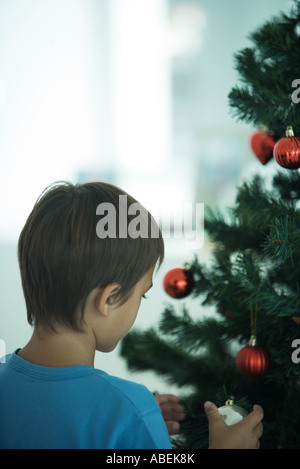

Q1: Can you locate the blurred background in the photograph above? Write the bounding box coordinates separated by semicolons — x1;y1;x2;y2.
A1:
0;0;290;391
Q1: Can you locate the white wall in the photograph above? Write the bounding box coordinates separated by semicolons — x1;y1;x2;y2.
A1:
0;0;112;242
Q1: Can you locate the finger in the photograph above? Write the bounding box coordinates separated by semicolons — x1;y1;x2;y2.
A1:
244;404;264;427
156;395;185;421
155;394;181;404
204;401;226;429
252;421;263;439
253;404;264;418
204;401;226;426
161;409;185;422
165;421;181;436
160;402;185;414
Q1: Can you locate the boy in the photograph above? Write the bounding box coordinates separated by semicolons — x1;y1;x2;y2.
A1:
0;181;263;449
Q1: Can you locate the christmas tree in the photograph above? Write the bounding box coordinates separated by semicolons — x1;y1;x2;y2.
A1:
120;2;300;449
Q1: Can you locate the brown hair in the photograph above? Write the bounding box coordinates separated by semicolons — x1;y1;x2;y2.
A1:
18;181;164;331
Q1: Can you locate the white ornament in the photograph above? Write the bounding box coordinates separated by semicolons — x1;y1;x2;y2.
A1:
218;399;248;426
294;23;300;38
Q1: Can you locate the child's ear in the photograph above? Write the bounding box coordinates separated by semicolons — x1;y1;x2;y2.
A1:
95;283;121;317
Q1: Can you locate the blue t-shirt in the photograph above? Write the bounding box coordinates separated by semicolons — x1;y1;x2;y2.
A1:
0;350;171;449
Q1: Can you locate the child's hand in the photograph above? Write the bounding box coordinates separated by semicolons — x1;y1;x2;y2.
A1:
155;394;185;436
204;401;264;449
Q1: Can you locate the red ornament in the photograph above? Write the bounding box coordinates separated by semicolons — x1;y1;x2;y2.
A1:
236;336;270;378
250;130;275;165
273;126;300;170
163;267;194;299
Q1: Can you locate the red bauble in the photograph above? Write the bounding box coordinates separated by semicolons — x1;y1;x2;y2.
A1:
163;267;194;299
250;130;275;165
236;339;270;378
273;126;300;170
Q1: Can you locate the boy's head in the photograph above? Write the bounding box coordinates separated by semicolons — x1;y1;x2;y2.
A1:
18;181;164;332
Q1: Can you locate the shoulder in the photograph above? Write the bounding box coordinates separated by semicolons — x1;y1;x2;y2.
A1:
89;370;171;449
90;369;158;416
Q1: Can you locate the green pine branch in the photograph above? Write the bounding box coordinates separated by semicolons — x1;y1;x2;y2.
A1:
228;2;300;134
